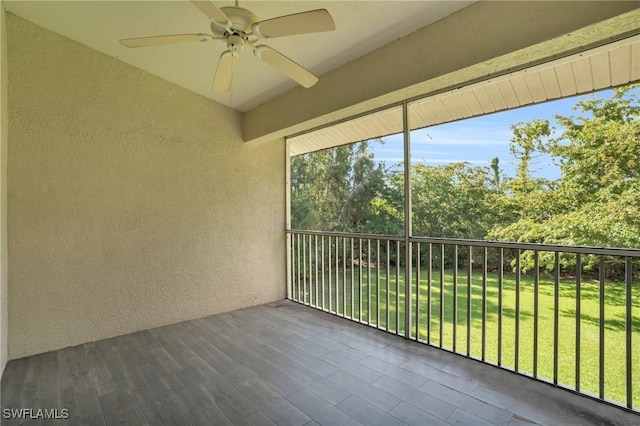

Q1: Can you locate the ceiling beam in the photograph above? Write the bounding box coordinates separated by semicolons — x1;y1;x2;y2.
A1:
242;1;640;144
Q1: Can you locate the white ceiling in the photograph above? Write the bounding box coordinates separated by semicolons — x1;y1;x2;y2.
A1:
4;1;474;112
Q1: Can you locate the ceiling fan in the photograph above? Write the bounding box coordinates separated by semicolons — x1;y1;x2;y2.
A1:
120;0;336;92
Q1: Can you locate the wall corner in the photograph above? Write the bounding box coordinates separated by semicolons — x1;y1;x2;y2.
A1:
0;0;10;378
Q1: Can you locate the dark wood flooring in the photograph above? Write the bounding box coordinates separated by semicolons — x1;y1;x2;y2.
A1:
1;300;639;425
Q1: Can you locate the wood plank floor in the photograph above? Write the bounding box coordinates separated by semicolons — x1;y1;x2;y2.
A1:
2;300;639;425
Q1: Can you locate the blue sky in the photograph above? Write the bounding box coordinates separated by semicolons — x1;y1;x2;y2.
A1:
371;92;606;181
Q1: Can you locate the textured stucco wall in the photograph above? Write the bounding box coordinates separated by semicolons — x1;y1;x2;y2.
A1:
0;5;8;375
6;13;285;359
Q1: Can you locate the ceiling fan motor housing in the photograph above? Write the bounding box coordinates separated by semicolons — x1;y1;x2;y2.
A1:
226;34;245;53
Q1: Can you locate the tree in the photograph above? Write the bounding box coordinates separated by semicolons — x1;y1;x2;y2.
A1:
366;163;404;235
411;162;495;239
489;157;503;191
337;141;387;232
290;140;390;233
489;86;640;275
290;146;350;230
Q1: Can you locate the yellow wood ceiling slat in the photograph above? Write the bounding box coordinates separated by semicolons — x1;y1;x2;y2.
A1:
571;56;594;93
539;68;561;99
523;71;548;103
610;45;631;86
485;84;508;111
590;50;612;90
631;43;640;81
460;90;484;117
554;62;578;97
472;86;496;114
508;75;534;106
496;80;520;108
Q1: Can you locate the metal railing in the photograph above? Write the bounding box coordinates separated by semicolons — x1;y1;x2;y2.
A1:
287;229;640;412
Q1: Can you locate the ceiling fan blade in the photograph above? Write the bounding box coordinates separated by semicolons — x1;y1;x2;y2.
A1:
213;50;238;92
254;45;318;88
252;9;335;39
190;0;231;27
120;33;210;48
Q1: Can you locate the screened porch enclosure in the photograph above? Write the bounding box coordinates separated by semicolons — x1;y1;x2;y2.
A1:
286;34;640;416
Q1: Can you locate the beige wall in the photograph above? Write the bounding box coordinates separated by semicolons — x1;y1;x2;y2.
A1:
0;4;8;374
6;13;285;359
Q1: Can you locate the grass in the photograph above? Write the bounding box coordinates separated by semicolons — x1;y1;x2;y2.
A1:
292;264;640;409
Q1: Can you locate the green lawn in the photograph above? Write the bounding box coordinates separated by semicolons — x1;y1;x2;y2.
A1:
293;265;640;408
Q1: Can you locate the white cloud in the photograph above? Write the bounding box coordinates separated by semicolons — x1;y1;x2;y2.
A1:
375;157;490;165
416;158;491;165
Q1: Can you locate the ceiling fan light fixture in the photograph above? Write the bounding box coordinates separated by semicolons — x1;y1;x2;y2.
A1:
226;34;245;53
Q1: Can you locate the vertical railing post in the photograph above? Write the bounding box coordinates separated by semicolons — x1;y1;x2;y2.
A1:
351;238;355;319
386;240;390;331
314;235;319;307
481;247;487;361
515;249;521;372
376;239;381;327
599;255;605;399
396;241;401;335
358;238;363;322
554;252;560;385
575;253;581;392
297;233;302;302
285;139;292;300
440;244;445;347
625;256;633;409
308;234;313;305
303;234;308;304
321;236;325;311
453;245;458;353
367;239;371;325
466;246;472;357
335;237;339;314
328;236;332;312
402;101;412;339
416;242;421;340
286;236;292;299
498;248;503;366
533;251;539;378
427;243;432;345
343;238;347;317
